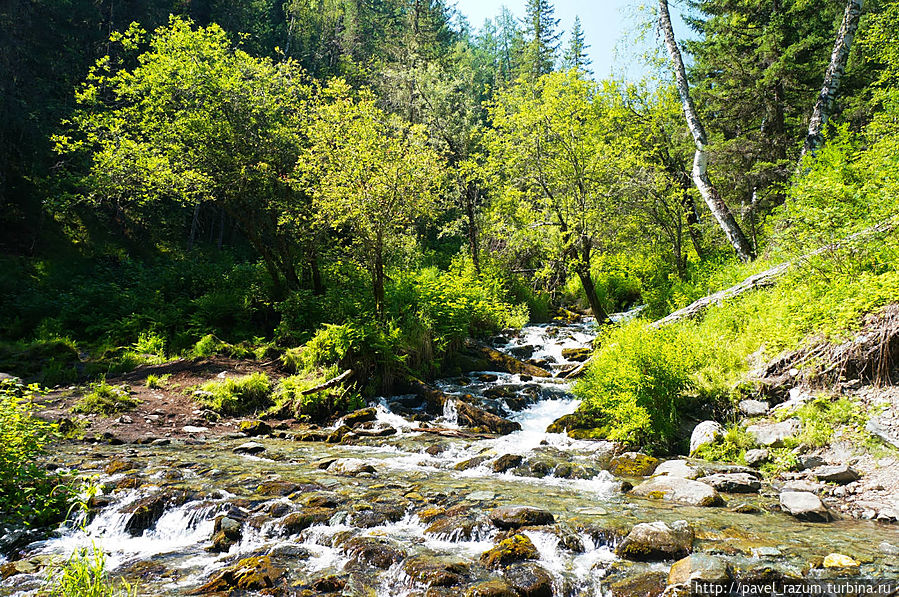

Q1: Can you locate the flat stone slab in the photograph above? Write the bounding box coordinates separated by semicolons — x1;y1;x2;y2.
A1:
746;419;801;448
697;473;761;493
813;465;860;484
780;491;831;522
630;476;724;507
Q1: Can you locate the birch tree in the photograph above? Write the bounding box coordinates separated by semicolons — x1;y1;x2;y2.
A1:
799;0;865;166
658;0;755;262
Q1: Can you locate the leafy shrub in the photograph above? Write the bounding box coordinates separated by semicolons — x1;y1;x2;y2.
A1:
43;546;135;597
1;379;72;528
195;372;273;415
72;379;140;415
776;395;867;449
145;374;170;389
573;322;697;451
694;425;755;463
272;372;365;422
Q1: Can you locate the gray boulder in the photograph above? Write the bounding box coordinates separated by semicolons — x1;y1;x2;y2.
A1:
233;441;265;455
780;491;831;522
630;476;724;507
744;449;770;467
654;459;699;480
616;520;694;561
738;399;770;417
813;465;860;484
697;473;761;493
746;419;801;448
489;506;555;529
668;554;731;584
690;421;724;454
327;458;377;476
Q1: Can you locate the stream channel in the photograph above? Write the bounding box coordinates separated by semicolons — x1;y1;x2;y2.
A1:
2;316;898;596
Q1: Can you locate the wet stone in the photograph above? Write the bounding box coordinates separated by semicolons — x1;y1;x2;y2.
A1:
327;458;376;476
480;534;540;569
616;520;694;561
779;491;831;522
609;452;661;477
425;514;486;541
238;420;272;437
697;473;761;493
455;456;490;471
630;476;724;507
668;554;731;584
343;536;407;569
255;480;303;496
342;407;378;428
502;563;553;597
489;505;555;529
193;555;284;593
279;507;335;534
403;556;470;588
120;489;191;536
233;441;266;455
465;579;518;597
492;454;523;473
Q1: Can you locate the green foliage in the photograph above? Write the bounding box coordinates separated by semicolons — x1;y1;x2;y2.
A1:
776;395;868;449
694;425;755;463
144;374;170;389
272;372;365;422
43;546;135;597
0;380;72;528
573;321;697;451
72;379;140;415
196;373;273;416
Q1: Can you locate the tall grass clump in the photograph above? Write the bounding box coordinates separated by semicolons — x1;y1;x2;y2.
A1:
43;546;135;597
195;372;273;415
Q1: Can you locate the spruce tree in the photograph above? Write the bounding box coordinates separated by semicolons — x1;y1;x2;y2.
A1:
522;0;560;77
563;16;591;75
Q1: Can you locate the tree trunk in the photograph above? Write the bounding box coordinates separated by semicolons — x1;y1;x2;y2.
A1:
658;0;755;263
373;243;386;319
465;182;481;273
310;249;324;296
188;203;200;251
576;267;610;324
798;0;864;166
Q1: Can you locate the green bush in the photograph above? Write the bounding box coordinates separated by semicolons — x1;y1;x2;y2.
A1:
573;322;697;451
196;372;273;415
72;379;140;415
272;372;365;422
1;379;73;528
694;425;755;463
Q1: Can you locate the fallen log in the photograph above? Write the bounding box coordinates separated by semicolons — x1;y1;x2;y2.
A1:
302;369;353;395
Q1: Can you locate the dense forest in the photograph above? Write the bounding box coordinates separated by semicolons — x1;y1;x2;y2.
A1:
2;0;899;594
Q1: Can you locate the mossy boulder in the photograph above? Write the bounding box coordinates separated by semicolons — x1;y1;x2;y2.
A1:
502;563;553;597
489;506;555;530
480;534;540;569
279;507;335;534
192;555;284;593
465;579;518;597
402;555;469;587
341;407;378;427
609;452;660;477
608;571;667;597
616;521;694;561
238;420;272;437
343;535;407;569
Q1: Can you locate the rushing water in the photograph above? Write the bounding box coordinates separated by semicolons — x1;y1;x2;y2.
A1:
3;315;898;596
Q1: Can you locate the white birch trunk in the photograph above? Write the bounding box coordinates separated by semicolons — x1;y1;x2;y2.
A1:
658;0;755;262
799;0;864;166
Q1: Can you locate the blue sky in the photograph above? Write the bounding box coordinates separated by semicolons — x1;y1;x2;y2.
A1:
451;0;690;80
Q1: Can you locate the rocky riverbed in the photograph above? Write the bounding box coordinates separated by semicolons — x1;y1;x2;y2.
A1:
2;317;899;597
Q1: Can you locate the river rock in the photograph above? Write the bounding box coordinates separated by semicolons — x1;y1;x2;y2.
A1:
630;476;724;507
327;458;376;476
813;465;860;484
797;455;826;470
746;419;801;448
690;421;724;454
668;554;731;584
608;571;667;597
823;553;860;569
744;449;770;467
738;399;770;417
403;556;469;587
310;575;346;593
489;505;555;529
654;459;699;479
280;507;335;533
609;452;660;477
193;555;284;593
120;490;190;536
492;454;523;473
616;520;694;561
342;407;378;427
561;347;591;362
779;491;831;522
238;420;271;437
480;534;540;569
697;473;761;493
344;535;407;569
465;579;518;597
502;563;553;597
208;515;243;552
455;401;522;434
233;441;265;455
425;515;485;540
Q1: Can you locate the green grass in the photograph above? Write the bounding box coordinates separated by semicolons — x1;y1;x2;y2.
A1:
270;370;365;422
43;547;135;597
195;372;273;416
694;425;755;463
144;373;170;389
72;379;140;415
